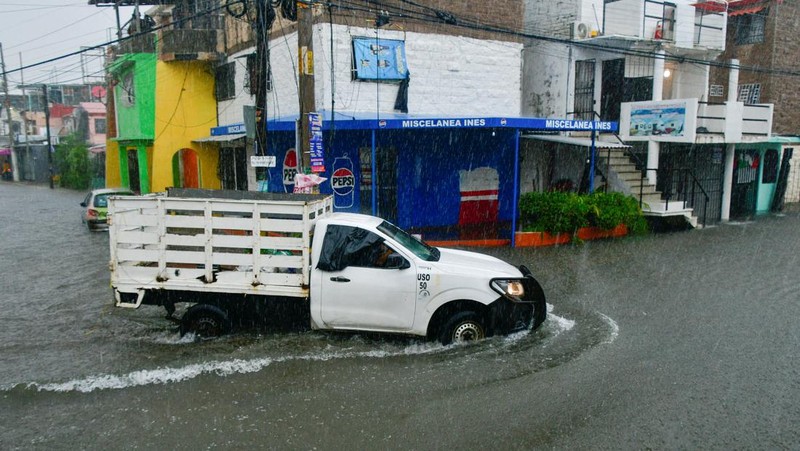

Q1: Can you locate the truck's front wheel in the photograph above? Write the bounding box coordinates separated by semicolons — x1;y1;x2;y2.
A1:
439;311;486;345
180;304;231;339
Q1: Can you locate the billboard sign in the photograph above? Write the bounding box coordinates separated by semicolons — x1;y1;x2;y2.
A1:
620;99;698;143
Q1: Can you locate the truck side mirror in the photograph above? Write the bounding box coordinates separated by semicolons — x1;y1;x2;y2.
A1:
386;253;410;270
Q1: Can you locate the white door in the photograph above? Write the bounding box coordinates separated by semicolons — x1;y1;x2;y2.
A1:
319;231;416;331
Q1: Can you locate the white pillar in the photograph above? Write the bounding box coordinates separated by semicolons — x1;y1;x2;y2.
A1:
10;148;19;182
721;143;735;222
720;59;740;221
653;50;665;101
727;59;740;103
647;50;665;185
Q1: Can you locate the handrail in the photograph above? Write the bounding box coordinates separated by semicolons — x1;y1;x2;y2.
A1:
584;112;711;225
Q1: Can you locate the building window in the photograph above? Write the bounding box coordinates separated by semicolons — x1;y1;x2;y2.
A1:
737;83;761;104
574;59;596;121
120;73;135;106
709;84;724;97
245;53;272;95
215;62;236;101
734;10;767;45
95;118;107;134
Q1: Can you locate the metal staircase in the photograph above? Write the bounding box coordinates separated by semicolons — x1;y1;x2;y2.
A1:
596;146;707;229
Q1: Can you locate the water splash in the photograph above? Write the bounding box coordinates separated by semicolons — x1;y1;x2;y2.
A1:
4;304;585;394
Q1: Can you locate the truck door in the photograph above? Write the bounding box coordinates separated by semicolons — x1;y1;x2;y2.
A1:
318;225;416;331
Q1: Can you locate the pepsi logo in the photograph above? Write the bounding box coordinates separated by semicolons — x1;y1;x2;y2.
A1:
331;167;355;195
283;149;298;186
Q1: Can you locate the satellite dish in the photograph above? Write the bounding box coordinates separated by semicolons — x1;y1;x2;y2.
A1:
91;86;107;100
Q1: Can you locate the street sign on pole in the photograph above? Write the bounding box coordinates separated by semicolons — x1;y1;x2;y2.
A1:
250;155;276;168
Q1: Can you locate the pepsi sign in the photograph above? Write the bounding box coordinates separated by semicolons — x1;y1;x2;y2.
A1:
331;167;355;196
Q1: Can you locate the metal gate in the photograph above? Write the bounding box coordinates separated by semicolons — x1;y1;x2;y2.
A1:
574;60;595;121
658;144;725;225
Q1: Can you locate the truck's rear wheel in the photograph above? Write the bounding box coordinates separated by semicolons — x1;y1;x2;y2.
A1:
439;311;485;345
180;304;231;339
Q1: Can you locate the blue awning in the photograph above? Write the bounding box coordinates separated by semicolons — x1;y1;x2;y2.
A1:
212;111;618;135
270;111;617;132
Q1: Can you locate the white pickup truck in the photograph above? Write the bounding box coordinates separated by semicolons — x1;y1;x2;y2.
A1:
108;188;546;344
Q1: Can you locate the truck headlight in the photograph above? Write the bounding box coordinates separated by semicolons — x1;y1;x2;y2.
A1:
491;279;525;301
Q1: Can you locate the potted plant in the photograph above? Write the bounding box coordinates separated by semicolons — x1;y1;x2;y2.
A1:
516;191;647;247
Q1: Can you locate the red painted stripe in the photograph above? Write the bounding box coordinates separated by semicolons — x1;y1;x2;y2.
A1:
459;189;499;196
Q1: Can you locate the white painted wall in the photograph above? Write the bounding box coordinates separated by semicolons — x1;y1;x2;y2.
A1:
217;48;254;127
669;61;710;100
604;0;643;38
522;42;572;118
219;24;523;126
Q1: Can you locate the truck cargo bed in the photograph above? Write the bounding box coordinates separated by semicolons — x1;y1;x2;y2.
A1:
109;189;333;307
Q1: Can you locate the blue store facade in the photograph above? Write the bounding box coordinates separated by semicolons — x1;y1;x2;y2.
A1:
211;113;616;245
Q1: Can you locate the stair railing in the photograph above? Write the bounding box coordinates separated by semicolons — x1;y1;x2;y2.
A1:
580;113;711;225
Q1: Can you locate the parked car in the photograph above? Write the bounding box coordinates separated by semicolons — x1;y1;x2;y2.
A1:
81;188;134;230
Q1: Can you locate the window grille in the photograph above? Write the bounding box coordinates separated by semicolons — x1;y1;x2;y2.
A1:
737;83;761;104
734;10;767;45
709;84;724;97
574;59;596;121
245;53;272;95
215;62;236;101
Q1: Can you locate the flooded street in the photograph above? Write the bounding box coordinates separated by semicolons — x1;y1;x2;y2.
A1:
1;182;798;449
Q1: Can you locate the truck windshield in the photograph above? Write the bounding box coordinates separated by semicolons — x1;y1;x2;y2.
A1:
377;221;440;262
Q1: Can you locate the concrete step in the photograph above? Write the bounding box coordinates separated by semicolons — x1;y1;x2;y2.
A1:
634;192;664;204
600;155;636;165
605;162;639;172
643;200;690;213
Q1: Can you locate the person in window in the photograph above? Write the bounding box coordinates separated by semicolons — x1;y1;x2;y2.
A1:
372;242;395;268
349;240;394;268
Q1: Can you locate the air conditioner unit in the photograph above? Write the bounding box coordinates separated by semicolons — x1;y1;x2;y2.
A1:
571;22;592;40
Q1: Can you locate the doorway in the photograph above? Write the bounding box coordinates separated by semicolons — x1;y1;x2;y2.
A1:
219;146;247;190
730;149;759;219
127;148;140;193
172;148;201;188
359;146;398;222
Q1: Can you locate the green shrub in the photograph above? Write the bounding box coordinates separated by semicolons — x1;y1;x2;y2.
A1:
53;133;92;190
519;191;648;237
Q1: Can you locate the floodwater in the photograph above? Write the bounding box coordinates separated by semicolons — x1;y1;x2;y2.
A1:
1;182;798;449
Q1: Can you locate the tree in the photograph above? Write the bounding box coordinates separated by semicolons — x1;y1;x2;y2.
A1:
53;133;91;190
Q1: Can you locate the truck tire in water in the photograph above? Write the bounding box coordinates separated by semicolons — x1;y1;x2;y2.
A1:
439;311;486;345
532;295;547;330
180;304;231;339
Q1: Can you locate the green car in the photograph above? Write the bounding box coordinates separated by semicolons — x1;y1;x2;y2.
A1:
81;188;134;230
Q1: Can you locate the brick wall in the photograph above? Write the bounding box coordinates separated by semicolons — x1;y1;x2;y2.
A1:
524;0;581;39
711;1;800;135
225;0;526;53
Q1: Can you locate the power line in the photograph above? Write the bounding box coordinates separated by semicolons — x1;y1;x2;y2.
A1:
4;0;799;84
0;0;231;78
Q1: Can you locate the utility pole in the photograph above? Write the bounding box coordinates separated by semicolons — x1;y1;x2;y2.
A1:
297;0;316;172
42;84;54;189
20;53;31;181
1;42;20;182
254;0;273;165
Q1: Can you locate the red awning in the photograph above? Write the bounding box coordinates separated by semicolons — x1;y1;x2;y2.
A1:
692;1;728;13
0;148;11;156
729;4;768;16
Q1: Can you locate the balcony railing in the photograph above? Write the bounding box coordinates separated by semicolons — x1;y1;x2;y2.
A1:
116;33;156;54
158;28;221;59
696;101;772;140
602;0;724;50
